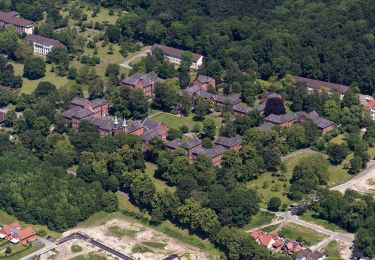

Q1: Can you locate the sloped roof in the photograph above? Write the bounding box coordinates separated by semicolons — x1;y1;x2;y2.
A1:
61;107;81;119
257;122;274;132
142;118;161;131
1;222;21;235
25;34;65;48
192;145;226;158
196;75;214;84
120;72;162;87
152;44;203;62
265;113;297;124
292;76;349;94
126;121;143;133
71;97;89;107
180;138;202;149
296;111;334;129
14;226;35;240
141;128;162;141
296;249;325;260
233;103;252;114
215;136;242;147
0;11;33;27
72;108;93;119
91;98;108;108
167;138;183;149
212;93;242;105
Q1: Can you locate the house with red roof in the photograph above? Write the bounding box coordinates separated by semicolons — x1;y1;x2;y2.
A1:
250;230;279;249
364;100;375;121
10;226;36;245
0;222;21;240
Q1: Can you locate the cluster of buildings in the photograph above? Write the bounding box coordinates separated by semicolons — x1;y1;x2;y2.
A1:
167;135;242;166
0;11;65;56
250;230;326;259
120;72;164;97
0;222;36;245
62;97;168;147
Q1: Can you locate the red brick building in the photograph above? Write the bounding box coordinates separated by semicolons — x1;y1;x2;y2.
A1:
121;72;163;97
214;136;242;151
191;145;226;166
264;113;297;127
192;75;216;91
167;138;202;161
296;111;334;134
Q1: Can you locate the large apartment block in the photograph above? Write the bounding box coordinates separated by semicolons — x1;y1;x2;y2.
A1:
25;34;65;56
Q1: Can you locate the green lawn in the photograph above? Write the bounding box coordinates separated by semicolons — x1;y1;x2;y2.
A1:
279;223;328;246
329;134;346;145
322;240;343;260
0;241;44;260
0;210;61;239
72;252;108;260
145;163;175;192
239;211;275;231
300;211;348;233
149;112;222;132
327;164;353;187
10;62;71;94
261;224;280;233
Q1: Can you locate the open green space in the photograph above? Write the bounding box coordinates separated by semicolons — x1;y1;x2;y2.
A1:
141;241;166;249
239;211;275;231
149;112;222;132
0;210;61;239
300;211;348;233
327;164;353;187
322;240;343;260
279;223;328;246
0;241;44;260
10;62;72;94
145;163;175;192
261;224;280;233
107;225;138;238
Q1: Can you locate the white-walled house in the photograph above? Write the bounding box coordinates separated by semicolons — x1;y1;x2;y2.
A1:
151;44;203;70
25;34;66;56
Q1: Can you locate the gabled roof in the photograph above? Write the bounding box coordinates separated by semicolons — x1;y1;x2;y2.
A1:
257;122;275;132
365;100;375;109
91;98;108;108
192;145;226;158
196;90;213;99
141;128;162;141
142;118;161;131
292;76;349;94
196;75;214;84
1;222;21;235
233;103;252;114
212;93;242;105
260;92;281;101
183;86;201;97
72;108;93;119
180;138;202;149
296;111;334;129
0;11;33;27
87;117;123;131
71;97;89;107
25;34;65;48
14;226;35;240
61;107;81;119
265;113;297;124
258;234;274;247
120;72;162;87
167;138;183;149
215;136;242;147
126;121;143;133
152;44;203;63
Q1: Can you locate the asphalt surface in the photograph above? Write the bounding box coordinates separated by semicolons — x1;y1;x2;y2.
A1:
57;232;133;260
120;46;151;69
19;237;56;260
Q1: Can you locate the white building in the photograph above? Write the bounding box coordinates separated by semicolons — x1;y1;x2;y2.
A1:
0;11;34;34
25;34;65;56
151;44;203;70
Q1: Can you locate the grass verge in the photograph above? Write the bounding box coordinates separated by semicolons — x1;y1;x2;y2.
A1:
279;223;328;246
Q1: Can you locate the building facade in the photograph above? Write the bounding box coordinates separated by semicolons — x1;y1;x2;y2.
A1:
25;34;65;56
121;72;163;97
0;11;34;34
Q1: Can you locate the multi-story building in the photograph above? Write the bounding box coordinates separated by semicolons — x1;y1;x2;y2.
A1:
0;11;34;34
192;75;216;91
167;138;202;161
214;136;242;151
121;72;163;97
25;34;65;56
152;44;203;70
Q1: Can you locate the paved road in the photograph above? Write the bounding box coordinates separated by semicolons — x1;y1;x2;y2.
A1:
120;46;151;69
19;237;56;260
331;160;375;194
57;232;133;260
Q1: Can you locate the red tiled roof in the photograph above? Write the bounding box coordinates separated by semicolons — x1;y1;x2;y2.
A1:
259;234;274;247
14;226;35;240
365;100;375;109
250;230;262;239
272;240;283;248
292;76;349;94
1;222;21;235
269;231;280;239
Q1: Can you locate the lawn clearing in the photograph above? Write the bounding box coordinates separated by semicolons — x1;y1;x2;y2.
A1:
141;241;166;249
279;223;328;246
107;225;138;238
71;252;108;260
322;240;343;260
239;211;275;231
10;62;71;94
149;112;222;133
300;211;348;233
327;164;353;187
131;244;153;254
145;163;175;192
261;224;280;233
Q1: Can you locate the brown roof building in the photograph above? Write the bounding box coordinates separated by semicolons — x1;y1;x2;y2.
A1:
0;11;34;34
152;44;203;70
292;76;349;96
121;72;163;97
25;34;65;56
192;75;216;91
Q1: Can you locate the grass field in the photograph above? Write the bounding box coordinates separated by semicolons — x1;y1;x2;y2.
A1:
72;252;108;260
261;224;280;233
0;210;61;239
239;211;275;231
149;112;222;132
145;163;175;192
300;211;348;233
322;240;343;260
0;241;44;260
279;223;328;246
